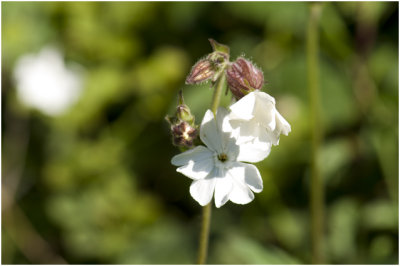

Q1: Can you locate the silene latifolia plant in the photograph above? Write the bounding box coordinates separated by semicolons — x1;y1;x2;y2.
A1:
166;39;291;263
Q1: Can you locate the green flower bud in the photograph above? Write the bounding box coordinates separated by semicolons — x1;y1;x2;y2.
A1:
176;104;194;125
209;38;230;55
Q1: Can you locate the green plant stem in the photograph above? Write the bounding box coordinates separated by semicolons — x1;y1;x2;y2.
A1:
197;203;212;264
210;75;226;115
197;75;226;265
307;3;324;264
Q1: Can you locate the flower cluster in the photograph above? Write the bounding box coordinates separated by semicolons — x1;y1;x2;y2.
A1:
168;40;291;208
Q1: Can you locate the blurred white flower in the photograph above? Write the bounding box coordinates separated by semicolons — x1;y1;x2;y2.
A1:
227;90;291;146
13;47;83;116
171;107;264;208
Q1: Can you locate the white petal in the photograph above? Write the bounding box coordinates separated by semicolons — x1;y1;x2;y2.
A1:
226;114;247;146
256;124;272;143
235;119;260;144
254;90;276;105
228;162;263;193
216;107;238;153
222;113;242;147
275;110;291;136
171;146;214;180
222;108;235;133
258;107;276;131
216;107;230;132
226;164;255;205
189;174;217;206
229;91;256;121
265;111;291;146
229;181;254;205
254;91;276;130
241;163;263;193
200;109;222;152
236;139;271;163
214;172;233;208
171;146;210;166
266;130;280;146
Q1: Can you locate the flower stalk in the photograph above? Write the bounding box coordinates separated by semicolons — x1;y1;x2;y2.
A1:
197;74;226;264
210;74;226;115
307;2;324;264
197;202;212;264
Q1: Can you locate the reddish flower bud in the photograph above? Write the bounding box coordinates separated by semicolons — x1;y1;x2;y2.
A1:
185;59;215;85
186;39;230;85
172;121;198;147
226;57;264;100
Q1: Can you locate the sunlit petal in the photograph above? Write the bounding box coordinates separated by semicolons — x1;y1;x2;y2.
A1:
171;146;214;180
200;109;222;152
189;174;217;206
229;91;256;120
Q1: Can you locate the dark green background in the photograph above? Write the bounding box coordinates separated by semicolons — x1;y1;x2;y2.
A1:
2;2;398;264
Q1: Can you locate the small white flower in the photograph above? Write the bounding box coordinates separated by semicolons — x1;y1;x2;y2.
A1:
171;107;264;208
227;90;291;146
13;46;83;116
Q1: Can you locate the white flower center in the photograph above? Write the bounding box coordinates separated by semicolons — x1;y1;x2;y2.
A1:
213;152;233;170
217;153;228;162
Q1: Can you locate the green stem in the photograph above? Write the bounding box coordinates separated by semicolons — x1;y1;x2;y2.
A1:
197;203;212;264
197;74;226;265
210;75;226;115
307;3;324;264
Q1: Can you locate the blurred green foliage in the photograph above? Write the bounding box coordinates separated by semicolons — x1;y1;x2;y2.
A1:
2;2;398;264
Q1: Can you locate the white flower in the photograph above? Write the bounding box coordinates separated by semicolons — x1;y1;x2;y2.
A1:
171;107;264;208
227;90;291;146
13;46;83;116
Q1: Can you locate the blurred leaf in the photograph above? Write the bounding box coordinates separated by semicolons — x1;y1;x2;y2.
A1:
2;2;56;64
361;199;398;230
358;2;390;25
318;138;352;184
369;235;394;263
319;57;357;131
115;218;195;264
1;229;17;264
226;2;308;37
368;43;398;93
213;232;301;264
328;198;359;263
320;4;353;60
269;210;307;250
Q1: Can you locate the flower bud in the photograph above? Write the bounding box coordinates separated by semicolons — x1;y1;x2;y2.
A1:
185;59;215;84
226;57;264;100
209;39;230;55
176;104;194;125
185;39;230;85
172;121;198;147
166;91;199;147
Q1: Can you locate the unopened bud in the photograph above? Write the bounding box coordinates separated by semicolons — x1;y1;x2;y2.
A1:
226;57;264;100
186;59;215;84
172;121;198;147
186;39;230;85
166;91;198;147
176;104;194;125
209;39;230;55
